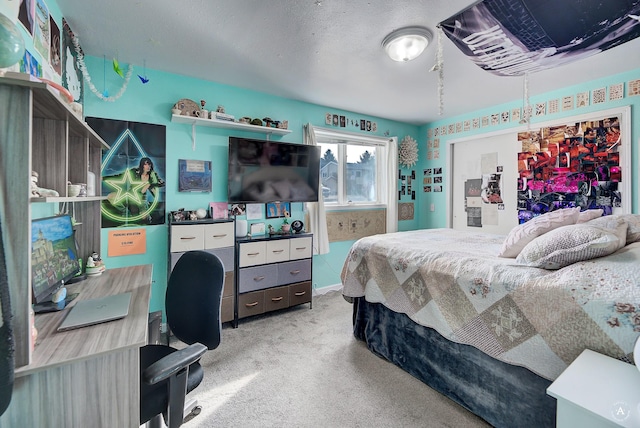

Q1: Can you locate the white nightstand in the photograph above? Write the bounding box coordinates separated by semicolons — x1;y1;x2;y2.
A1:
547;349;640;427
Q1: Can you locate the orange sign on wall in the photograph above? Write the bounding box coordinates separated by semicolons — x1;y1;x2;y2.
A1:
107;229;147;257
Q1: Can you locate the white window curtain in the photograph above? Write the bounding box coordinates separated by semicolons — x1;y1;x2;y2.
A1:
386;136;398;233
304;123;330;255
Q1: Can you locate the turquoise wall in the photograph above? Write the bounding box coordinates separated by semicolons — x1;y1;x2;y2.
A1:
18;0;639;317
81;57;419;314
418;68;640;229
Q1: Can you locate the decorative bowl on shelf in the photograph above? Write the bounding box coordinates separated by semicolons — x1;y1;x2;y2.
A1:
67;184;81;197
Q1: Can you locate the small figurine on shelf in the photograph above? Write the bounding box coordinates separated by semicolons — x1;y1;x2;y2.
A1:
216;105;225;113
268;224;275;235
30;170;59;197
199;99;208;119
86;252;106;276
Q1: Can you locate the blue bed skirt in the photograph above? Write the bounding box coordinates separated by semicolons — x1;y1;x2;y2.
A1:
351;297;556;428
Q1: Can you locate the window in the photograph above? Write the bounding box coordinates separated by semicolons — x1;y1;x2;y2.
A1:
315;129;389;207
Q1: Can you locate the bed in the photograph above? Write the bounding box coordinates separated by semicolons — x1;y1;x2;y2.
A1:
341;212;640;428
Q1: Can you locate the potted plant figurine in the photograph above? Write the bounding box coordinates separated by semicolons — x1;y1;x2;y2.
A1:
281;218;291;233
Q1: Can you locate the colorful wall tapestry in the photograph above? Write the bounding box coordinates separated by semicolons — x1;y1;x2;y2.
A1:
86;118;167;227
440;0;640;76
516;115;622;223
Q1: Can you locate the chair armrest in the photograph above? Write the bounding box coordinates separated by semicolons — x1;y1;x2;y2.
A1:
143;343;207;385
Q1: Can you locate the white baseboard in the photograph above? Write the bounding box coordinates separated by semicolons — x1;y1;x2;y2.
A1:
313;283;343;296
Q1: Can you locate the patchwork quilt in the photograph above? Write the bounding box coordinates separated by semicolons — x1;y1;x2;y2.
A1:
341;228;640;379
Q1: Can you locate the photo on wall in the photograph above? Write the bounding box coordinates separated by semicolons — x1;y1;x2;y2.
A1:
266;202;291;218
87;117;167;228
178;159;212;192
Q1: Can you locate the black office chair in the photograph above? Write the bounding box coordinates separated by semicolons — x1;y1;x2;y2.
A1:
0;219;14;417
140;250;225;428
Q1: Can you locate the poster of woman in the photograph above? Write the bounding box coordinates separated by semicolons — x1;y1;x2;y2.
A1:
86;117;167;227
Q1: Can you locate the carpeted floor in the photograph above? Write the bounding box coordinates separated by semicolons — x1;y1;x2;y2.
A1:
180;291;491;428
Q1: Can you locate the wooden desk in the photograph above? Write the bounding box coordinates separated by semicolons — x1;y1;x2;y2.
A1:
0;265;152;428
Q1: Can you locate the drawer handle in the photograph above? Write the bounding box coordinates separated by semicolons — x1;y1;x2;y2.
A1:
245;302;259;308
294;291;306;296
272;249;284;253
213;234;227;238
295;247;307;250
271;296;284;302
253;276;265;282
290;270;301;275
180;236;197;240
247;252;260;256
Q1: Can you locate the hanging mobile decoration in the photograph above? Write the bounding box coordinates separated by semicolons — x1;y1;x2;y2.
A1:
399;135;419;168
102;55;108;97
138;59;150;84
519;72;531;129
71;33;133;102
436;26;444;116
112;58;125;78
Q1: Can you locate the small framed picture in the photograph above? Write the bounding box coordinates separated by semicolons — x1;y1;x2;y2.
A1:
340;115;346;127
266;202;290;218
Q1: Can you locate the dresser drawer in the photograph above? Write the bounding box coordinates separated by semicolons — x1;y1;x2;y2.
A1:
171;248;234;274
277;259;312;286
239;241;267;267
238;264;277;293
170;225;204;252
221;296;234;323
223;271;234;298
266;239;290;263
204;222;234;249
238;290;265;318
289;281;312;306
264;286;289;312
289;237;313;260
205;247;235;273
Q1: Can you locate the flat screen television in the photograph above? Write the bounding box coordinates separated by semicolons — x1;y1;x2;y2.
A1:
227;137;321;203
31;214;81;304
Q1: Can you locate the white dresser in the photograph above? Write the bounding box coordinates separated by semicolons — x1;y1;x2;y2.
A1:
169;219;236;323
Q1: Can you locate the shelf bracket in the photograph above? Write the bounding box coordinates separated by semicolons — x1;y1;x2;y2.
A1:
191;122;197;150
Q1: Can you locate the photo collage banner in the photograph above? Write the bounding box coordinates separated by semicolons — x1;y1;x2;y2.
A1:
516;114;622;223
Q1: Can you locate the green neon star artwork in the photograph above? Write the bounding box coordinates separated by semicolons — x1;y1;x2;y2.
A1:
104;168;147;205
102;168;159;223
92;122;166;227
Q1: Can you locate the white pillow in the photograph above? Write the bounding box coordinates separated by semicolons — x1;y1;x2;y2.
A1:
576;209;603;223
516;221;628;270
498;207;580;258
588;214;640;244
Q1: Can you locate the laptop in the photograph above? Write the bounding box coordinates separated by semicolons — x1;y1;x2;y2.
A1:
57;292;132;332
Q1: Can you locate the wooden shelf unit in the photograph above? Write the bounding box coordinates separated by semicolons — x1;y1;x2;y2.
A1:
0;76;109;368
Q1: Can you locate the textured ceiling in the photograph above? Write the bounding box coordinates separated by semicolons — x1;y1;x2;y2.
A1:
55;0;640;125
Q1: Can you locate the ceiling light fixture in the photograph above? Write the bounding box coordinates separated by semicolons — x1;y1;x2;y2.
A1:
382;26;432;62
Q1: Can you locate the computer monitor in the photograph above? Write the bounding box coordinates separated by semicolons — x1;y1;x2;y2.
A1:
31;214;81;304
